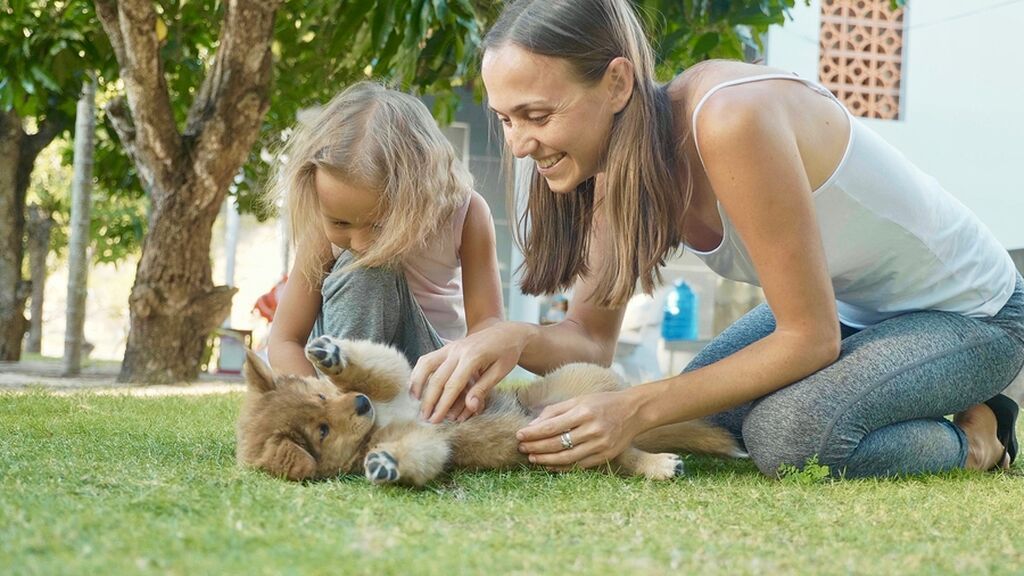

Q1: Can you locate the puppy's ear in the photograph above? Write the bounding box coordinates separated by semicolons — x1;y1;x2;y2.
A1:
243;350;276;394
259;433;317;481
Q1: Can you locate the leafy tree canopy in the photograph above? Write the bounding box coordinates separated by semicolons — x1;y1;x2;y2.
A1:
6;0;803;257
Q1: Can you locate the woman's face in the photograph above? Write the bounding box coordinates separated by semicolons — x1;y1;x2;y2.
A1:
482;44;623;193
314;168;380;254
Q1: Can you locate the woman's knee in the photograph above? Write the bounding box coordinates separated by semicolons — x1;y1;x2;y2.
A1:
741;399;849;477
743;419;819;477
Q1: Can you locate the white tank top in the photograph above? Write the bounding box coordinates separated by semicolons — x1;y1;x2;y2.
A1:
688;73;1016;328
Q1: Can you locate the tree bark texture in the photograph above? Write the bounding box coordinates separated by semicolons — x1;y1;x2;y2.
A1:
0;110;64;361
64;79;97;376
95;0;280;383
26;204;54;354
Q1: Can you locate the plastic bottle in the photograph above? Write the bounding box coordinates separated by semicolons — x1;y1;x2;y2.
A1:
662;279;698;341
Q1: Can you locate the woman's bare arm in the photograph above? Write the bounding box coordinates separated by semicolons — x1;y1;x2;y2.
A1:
518;82;843;468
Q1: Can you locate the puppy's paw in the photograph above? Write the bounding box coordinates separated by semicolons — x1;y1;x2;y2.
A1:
643;453;685;481
364;450;400;484
305;336;348;375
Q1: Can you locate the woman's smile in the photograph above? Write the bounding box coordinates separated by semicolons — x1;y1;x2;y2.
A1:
536;152;567;171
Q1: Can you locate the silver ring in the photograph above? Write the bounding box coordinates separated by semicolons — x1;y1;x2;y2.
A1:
560;430;574;450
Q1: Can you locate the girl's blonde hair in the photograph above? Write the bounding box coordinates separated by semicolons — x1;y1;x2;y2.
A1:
484;0;690;308
268;81;473;287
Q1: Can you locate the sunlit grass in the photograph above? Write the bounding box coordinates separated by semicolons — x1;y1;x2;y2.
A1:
2;392;1021;575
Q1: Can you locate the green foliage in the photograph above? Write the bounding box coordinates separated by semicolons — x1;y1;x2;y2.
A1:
80;101;149;264
3;0;144;266
152;0;223;128
5;0;501;226
0;0;115;120
635;0;807;80
29;135;148;266
778;455;833;484
89;192;147;264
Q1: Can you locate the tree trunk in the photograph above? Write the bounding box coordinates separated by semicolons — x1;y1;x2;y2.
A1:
64;79;97;376
119;191;236;383
0;111;29;361
26;204;55;354
0;110;64;361
95;0;280;383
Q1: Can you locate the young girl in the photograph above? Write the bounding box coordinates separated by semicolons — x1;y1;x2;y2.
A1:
267;82;504;380
411;0;1024;478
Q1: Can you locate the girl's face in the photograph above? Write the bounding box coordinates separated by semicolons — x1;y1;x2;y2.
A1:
482;44;625;193
314;168;380;254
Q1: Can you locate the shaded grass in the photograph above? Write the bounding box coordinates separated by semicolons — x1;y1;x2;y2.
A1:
2;392;1022;575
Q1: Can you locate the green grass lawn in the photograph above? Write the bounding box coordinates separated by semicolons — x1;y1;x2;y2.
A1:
2;392;1022;575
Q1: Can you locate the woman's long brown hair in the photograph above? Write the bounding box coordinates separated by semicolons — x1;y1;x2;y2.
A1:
484;0;692;308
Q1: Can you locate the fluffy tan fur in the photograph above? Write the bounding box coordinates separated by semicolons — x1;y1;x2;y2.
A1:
236;336;741;486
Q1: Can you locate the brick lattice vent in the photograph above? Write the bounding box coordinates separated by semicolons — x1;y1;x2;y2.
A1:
819;0;905;120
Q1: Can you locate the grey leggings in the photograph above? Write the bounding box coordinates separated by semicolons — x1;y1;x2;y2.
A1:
689;273;1024;478
310;251;443;367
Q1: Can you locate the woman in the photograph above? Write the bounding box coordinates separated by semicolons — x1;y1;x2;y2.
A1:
411;0;1023;478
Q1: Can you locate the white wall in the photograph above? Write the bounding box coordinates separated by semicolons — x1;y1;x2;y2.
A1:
766;0;1024;250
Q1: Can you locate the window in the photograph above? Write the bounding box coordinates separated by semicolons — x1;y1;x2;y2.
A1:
440;122;470;166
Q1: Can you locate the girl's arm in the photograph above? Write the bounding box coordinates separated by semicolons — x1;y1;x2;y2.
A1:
460;192;505;335
518;85;842;469
267;240;333;377
413;192;505;420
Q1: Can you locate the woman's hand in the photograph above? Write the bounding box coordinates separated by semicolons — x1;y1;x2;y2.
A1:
410;321;533;423
516;389;644;470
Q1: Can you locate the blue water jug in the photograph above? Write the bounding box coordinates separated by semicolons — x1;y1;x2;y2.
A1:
662;279;698;341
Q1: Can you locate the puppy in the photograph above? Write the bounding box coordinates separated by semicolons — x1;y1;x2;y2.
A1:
236;336;740;486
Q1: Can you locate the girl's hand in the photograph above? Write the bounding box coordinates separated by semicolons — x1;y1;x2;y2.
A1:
515;390;643;470
410;322;531;423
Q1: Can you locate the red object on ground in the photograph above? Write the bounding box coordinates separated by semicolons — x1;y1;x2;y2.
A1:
254;276;287;322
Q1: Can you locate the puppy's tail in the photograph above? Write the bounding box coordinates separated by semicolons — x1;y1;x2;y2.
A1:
634;420;745;458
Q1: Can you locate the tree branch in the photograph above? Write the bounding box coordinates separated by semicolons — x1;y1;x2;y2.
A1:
92;0;127;64
93;0;183;197
24;113;67;161
186;0;281;203
103;95;155;189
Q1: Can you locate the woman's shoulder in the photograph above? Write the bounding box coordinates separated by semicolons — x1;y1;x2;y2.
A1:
668;61;802;154
667;60;791;125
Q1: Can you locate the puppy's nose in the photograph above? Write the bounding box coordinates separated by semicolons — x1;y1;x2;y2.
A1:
354;394;371;416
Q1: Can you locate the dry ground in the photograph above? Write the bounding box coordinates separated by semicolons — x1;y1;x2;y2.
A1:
0;359;244;396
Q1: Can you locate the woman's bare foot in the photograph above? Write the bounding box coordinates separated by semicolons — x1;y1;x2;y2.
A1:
954;404;1010;471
